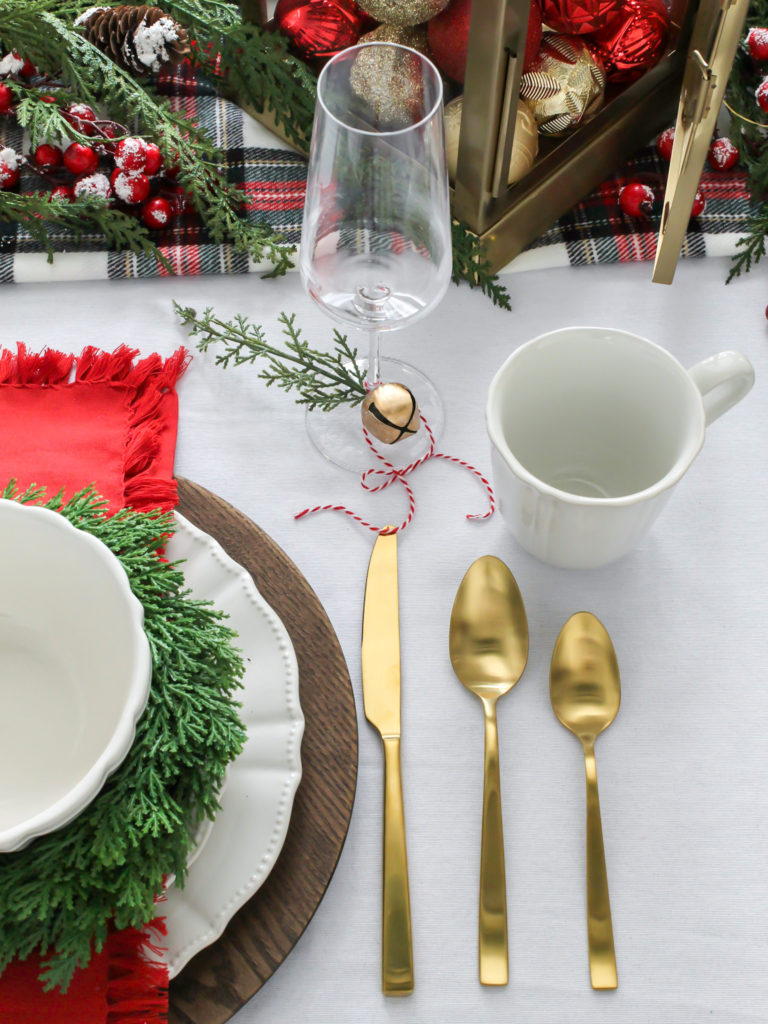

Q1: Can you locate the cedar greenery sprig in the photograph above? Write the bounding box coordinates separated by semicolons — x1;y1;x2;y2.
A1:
725;0;768;281
175;301;368;410
451;220;512;310
0;190;175;269
0;482;247;992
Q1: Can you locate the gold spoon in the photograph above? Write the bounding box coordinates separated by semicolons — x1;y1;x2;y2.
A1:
449;556;529;986
550;612;620;990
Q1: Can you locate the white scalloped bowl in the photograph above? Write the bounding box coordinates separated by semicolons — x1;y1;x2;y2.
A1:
0;499;152;852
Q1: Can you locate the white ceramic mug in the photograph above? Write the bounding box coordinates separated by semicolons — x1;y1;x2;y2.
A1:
486;327;755;569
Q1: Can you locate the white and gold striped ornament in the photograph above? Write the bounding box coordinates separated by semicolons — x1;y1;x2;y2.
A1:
521;33;605;136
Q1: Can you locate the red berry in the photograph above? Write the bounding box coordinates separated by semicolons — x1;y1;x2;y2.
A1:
114;137;148;173
63;142;98;176
110;169;150;204
19;57;36;77
39;95;57;104
690;189;706;218
0;148;20;189
618;181;655;218
756;77;768;112
63;103;97;136
141;196;174;229
144;142;162;176
656;126;675;162
747;27;768;62
0;83;13;114
707;137;740;171
73;172;111;199
49;184;73;201
33;143;62;169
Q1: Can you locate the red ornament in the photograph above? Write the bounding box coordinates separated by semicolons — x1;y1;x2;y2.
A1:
141;196;174;229
756;76;768;113
690;189;705;218
0;148;20;189
656;126;675;161
539;0;621;34
144;142;163;175
33;144;62;169
0;83;13;114
63;103;97;136
19;56;36;77
49;185;73;201
746;27;768;62
708;136;739;171
586;0;669;82
428;0;542;83
114;137;149;173
274;0;365;60
618;180;654;217
110;169;151;204
63;142;98;176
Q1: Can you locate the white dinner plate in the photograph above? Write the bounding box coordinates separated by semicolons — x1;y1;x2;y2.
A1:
163;512;304;976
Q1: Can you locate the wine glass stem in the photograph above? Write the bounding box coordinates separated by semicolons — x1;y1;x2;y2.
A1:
366;331;382;390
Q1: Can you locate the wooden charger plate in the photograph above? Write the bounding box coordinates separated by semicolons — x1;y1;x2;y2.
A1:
169;480;358;1024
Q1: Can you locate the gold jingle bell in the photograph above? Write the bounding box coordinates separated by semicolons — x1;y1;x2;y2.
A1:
361;383;420;444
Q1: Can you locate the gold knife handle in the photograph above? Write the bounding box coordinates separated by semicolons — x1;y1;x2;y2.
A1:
381;735;414;996
479;697;508;985
583;741;617;990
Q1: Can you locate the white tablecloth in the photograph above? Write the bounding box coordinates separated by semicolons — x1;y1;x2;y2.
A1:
3;257;766;1023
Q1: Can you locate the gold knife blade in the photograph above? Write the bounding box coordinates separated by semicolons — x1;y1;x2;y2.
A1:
361;530;414;996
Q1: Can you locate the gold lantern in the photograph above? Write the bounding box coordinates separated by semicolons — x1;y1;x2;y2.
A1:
238;0;749;283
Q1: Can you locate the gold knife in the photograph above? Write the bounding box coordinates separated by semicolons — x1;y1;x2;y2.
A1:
361;529;414;996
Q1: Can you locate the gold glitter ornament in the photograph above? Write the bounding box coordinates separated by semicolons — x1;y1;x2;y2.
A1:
361;0;449;27
520;33;605;136
444;96;538;183
359;23;430;54
361;383;420;444
350;44;425;129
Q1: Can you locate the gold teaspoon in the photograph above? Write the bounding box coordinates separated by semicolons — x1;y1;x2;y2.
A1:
550;612;620;990
449;556;529;986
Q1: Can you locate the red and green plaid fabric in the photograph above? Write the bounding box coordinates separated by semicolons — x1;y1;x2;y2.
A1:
0;63;752;282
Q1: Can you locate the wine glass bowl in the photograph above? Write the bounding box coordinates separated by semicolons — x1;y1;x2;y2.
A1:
300;42;451;471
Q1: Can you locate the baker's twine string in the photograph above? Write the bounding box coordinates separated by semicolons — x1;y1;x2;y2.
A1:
295;415;495;535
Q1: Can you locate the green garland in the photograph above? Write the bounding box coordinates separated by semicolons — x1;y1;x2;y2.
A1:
0;482;247;992
725;0;768;280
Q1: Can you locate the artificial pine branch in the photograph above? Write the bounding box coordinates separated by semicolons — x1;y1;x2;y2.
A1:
0;483;247;991
451;220;512;310
724;0;768;281
175;301;368;410
0;190;175;269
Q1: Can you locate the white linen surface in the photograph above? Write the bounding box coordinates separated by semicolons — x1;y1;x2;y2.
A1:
2;257;766;1024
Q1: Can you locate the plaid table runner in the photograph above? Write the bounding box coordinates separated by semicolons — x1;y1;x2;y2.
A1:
0;64;752;283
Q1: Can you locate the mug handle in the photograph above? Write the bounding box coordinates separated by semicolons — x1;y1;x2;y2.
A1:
688;351;755;427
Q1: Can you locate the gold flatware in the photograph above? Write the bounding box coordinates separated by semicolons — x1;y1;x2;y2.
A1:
449;556;529;986
550;612;620;990
361;529;414;996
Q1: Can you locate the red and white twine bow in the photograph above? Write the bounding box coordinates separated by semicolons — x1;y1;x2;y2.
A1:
295;416;495;534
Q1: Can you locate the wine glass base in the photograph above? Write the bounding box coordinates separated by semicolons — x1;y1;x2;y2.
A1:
305;357;444;474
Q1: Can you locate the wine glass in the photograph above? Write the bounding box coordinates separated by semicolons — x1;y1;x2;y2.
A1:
300;41;452;472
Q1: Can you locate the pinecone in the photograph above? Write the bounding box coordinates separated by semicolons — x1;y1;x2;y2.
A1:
75;5;191;76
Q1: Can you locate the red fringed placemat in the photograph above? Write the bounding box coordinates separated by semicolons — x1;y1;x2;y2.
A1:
0;343;189;1023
